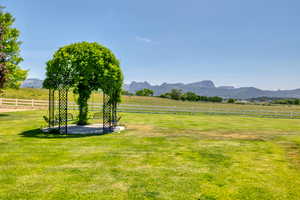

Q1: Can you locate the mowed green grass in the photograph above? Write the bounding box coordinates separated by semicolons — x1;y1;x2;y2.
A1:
1;110;300;200
3;88;300;112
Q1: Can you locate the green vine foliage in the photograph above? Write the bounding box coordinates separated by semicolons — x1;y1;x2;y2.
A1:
43;42;123;125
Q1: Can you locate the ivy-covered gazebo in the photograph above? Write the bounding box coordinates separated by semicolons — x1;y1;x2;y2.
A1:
43;42;123;134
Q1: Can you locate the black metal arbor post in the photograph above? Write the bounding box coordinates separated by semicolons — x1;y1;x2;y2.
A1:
47;87;118;134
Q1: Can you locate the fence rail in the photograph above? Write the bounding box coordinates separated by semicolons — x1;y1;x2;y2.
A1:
1;98;300;119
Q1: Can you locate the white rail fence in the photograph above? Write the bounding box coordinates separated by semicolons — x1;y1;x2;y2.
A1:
1;98;300;119
0;98;48;108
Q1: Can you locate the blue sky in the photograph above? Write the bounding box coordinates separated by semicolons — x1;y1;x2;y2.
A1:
3;0;300;90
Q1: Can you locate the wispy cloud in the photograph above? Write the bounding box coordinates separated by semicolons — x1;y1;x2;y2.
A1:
135;36;153;43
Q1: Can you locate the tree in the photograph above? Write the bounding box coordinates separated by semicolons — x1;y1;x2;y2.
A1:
0;6;27;93
121;89;133;96
198;96;208;101
159;93;171;99
44;42;123;125
184;91;199;101
135;88;154;96
227;98;236;103
208;96;223;102
169;89;183;100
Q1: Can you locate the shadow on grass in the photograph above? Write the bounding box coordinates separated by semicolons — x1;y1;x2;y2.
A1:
20;128;110;139
0;113;10;117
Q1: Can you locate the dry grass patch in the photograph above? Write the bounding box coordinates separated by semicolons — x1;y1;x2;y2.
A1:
279;141;300;168
125;124;159;137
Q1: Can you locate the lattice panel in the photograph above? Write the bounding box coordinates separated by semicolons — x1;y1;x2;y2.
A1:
103;93;112;133
58;86;68;134
112;102;117;127
48;89;55;128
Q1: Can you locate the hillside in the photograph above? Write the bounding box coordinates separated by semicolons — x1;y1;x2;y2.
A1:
20;79;300;99
21;78;43;88
124;81;300;99
2;88;300;112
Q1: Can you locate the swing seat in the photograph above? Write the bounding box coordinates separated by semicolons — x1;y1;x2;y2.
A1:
54;113;74;122
112;116;122;125
43;113;74;126
43;115;59;126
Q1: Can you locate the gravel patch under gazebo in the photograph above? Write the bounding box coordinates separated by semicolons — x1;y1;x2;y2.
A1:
42;124;125;135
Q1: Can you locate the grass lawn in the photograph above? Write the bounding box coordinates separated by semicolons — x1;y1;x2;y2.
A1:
1;110;300;199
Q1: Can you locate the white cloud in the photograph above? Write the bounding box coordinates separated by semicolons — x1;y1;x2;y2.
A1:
135;36;153;43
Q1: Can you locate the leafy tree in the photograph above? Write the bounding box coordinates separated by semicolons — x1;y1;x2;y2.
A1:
184;91;199;101
44;42;123;125
208;96;223;102
274;98;300;105
135;88;154;96
121;89;133;96
198;96;208;101
0;6;27;93
169;89;183;100
180;93;187;101
159;93;171;99
227;98;236;103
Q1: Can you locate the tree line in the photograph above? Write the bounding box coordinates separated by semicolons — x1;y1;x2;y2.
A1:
159;89;223;102
273;99;300;105
123;88;224;103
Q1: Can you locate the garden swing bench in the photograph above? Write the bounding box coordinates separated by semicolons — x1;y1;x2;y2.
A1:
43;86;120;134
42;42;124;135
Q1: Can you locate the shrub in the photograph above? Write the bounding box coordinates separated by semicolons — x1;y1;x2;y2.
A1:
121;90;133;96
135;88;154;96
227;98;236;103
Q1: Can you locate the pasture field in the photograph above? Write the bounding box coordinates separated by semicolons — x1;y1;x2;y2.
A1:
1;110;300;200
2;88;300;113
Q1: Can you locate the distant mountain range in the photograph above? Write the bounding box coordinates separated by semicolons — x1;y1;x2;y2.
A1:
124;80;300;99
20;79;300;99
21;78;43;88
